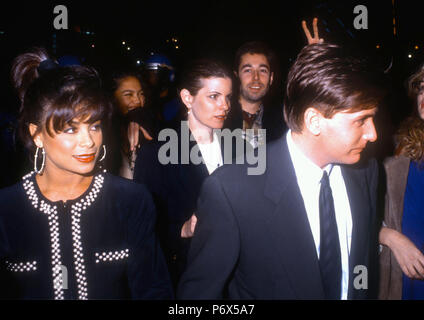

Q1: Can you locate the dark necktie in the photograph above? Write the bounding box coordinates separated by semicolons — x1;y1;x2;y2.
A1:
319;170;342;300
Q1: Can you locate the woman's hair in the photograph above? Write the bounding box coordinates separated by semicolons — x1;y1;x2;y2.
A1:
11;47;112;152
395;116;424;161
407;64;424;118
106;68;149;101
233;41;276;73
177;58;232;96
407;64;424;99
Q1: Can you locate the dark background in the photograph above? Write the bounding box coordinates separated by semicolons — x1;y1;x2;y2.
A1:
0;0;424;109
0;0;422;171
0;0;422;111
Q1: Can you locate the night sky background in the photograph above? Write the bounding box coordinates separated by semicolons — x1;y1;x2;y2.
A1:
0;0;423;161
0;2;423;304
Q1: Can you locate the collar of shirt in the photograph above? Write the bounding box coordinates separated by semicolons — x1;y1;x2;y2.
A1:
286;129;332;186
197;132;223;174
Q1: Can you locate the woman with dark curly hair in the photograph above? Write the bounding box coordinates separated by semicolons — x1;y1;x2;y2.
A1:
379;65;424;299
0;48;173;299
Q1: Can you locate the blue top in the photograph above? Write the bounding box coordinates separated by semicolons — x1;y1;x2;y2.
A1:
402;161;424;299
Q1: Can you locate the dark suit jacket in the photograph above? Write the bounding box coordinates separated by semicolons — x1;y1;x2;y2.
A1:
133;137;208;289
133;122;253;288
223;98;286;143
177;135;380;299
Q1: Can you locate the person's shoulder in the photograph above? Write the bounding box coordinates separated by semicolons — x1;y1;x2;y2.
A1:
133;140;165;180
339;157;380;186
102;173;156;224
383;154;409;170
136;140;161;158
341;156;377;172
211;162;248;180
215;137;284;176
103;172;152;200
0;179;22;200
0;179;24;214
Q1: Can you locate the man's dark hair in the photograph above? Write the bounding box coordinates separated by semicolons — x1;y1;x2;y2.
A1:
234;41;276;73
284;43;384;132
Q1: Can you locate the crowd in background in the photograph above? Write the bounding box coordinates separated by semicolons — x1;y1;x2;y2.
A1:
1;18;424;300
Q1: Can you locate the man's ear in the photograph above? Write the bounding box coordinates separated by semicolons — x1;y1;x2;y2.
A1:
303;107;323;136
233;70;239;78
270;72;274;86
29;123;43;148
180;89;194;112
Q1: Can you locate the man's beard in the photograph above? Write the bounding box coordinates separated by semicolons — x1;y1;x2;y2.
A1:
240;85;269;103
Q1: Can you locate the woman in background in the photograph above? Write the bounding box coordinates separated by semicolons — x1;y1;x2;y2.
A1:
134;58;235;291
379;65;424;299
108;69;157;179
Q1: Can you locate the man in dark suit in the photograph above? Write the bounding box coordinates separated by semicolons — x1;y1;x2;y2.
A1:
177;43;384;300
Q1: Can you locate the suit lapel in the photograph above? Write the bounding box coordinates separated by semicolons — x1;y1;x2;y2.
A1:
177;129;209;203
264;137;324;299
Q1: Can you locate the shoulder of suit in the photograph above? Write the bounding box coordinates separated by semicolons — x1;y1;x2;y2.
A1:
339;157;379;184
211;162;250;180
210;140;285;183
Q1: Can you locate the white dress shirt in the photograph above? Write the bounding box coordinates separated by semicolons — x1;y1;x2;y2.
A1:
197;132;223;175
286;130;353;300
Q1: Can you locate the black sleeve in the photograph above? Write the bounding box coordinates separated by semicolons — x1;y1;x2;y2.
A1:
0;214;18;299
126;107;159;139
177;174;240;299
133;142;162;194
126;186;174;299
133;142;167;224
367;157;380;299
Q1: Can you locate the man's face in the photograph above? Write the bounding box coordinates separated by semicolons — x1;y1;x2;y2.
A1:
318;107;378;165
237;53;273;103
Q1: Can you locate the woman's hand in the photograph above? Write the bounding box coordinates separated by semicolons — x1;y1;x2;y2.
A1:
181;214;198;238
128;122;153;151
302;17;324;45
380;227;424;279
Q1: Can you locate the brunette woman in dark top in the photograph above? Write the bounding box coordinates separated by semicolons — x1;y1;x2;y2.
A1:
0;48;173;299
134;59;254;291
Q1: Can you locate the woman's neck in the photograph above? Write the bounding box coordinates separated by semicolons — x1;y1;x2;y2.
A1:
188;115;214;144
35;166;94;202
